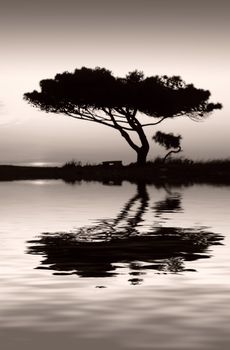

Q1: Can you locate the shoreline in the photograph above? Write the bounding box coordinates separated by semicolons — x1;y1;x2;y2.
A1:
0;160;230;185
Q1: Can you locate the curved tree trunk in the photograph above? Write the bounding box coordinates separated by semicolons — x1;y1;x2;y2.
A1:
118;123;150;166
105;108;150;166
135;120;150;166
163;146;182;163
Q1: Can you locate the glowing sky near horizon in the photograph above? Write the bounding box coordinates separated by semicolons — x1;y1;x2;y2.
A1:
0;0;229;164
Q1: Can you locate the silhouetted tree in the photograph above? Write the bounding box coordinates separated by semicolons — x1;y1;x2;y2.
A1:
153;131;182;162
24;67;222;165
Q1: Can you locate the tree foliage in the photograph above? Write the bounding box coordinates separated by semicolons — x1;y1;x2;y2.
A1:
153;131;182;162
24;67;222;165
153;131;182;150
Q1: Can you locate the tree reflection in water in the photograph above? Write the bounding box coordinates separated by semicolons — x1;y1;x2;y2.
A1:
27;183;223;282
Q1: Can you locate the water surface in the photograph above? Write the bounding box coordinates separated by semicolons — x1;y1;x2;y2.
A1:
0;180;230;349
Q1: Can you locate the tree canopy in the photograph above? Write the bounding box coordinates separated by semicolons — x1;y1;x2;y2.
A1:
153;131;182;162
24;67;222;165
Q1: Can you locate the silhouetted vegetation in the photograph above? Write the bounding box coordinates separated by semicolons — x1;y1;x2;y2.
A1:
24;67;222;165
1;159;230;186
62;160;82;169
153;131;182;162
27;184;223;280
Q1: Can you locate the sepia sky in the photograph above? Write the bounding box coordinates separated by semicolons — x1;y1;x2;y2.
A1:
0;0;229;165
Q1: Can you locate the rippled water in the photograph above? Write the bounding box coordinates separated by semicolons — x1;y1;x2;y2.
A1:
0;180;230;349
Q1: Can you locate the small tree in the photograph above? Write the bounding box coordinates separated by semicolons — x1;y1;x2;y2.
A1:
24;67;222;165
153;131;182;162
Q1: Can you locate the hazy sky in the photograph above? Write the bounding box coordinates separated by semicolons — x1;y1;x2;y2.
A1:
0;0;229;164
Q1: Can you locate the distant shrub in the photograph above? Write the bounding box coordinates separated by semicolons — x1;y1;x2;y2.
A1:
62;160;82;169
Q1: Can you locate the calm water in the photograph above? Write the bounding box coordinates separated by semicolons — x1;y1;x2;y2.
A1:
0;180;230;350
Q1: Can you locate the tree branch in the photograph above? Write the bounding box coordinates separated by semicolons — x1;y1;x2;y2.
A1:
141;116;167;127
114;107;127;116
102;107;134;131
64;109;135;132
102;108;140;151
65;112;117;129
123;109;150;153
